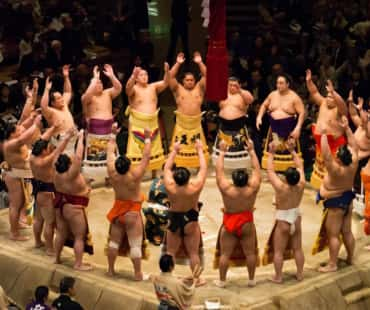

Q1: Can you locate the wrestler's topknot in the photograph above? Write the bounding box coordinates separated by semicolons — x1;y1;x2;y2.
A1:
32;139;49;156
173;167;190;186
115;155;131;175
284;167;300;186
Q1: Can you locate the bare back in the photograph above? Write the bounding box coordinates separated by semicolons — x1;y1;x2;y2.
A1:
85;90;113;120
267;90;299;119
54;169;90;198
321;160;357;198
219;93;248;120
167;182;202;213
354;126;370;159
316;101;345;137
220;184;259;213
274;182;304;211
174;84;204;116
109;171;142;202
129;84;158;114
30;156;54;183
3;142;30;170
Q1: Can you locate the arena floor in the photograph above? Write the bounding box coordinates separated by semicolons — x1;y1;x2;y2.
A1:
0;168;369;308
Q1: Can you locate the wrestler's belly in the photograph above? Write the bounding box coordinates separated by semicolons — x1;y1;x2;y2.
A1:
269;109;294;120
315;117;343;137
320;183;353;199
4;157;30;171
130;103;158;115
177;103;202;116
224;206;254;214
86;111;113;121
219;110;246;121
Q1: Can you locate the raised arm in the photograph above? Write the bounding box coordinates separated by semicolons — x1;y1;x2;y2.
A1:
341;115;358;153
69;130;84;178
107;123;118;178
321;132;335;172
290;94;305;139
266;142;284;189
305;69;325;105
215;141;231;191
256;94;271;130
62;65;72;105
326;80;347;116
153;62;169;94
163;142;179;189
125;67;140;98
103;64;122;99
193;52;206;90
240;89;254;106
81;66;100;105
246;139;261;187
19;79;38;123
285;137;305;183
348;90;361;128
52;129;74;162
9;115;41;148
169;53;185;91
131;128;151;180
40;77;53;118
40;125;56;141
193;139;207;189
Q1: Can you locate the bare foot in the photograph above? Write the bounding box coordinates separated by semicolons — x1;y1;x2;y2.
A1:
345;257;353;266
269;275;283;284
248;279;257;287
318;264;337;273
106;270;118;277
18;222;31;229
295;273;304;281
46;249;55;256
74;263;93;271
134;273;149;281
195;278;207;287
213;280;226;288
35;241;45;248
9;234;30;241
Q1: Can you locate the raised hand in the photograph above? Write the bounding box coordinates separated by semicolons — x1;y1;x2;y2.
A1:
244;138;254;151
103;64;114;78
326;80;334;94
132;66;141;79
305;69;312;81
35;114;42;126
78;129;84;139
93;65;100;79
219;140;228;152
173;141;181;152
25;85;33;98
195;139;203;151
45;77;52;91
193;51;202;64
144;127;151;140
32;78;39;91
164;62;169;73
176;52;185;64
66;126;76;138
111;122;120;135
269;141;276;154
62;65;70;78
289;127;300;140
285;137;296;153
340;115;349;129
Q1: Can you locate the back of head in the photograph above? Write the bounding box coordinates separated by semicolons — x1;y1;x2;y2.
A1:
231;169;248;187
159;254;174;272
337;145;352;166
32;139;48;156
4;123;16;140
115;155;131;175
284;167;300;186
35;286;49;303
55;154;71;174
60;277;75;294
173;167;190;186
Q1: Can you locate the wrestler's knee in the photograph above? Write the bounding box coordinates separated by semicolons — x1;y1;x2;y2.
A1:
108;240;119;250
129;238;142;259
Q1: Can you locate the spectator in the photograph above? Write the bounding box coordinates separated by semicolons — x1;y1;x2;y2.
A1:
26;286;51;310
52;277;83;310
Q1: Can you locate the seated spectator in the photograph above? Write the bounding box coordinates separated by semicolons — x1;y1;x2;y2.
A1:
26;286;51;310
52;277;83;310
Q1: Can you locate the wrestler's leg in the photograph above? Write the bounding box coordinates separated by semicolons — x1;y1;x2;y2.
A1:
319;208;343;273
33;199;44;248
107;221;124;276
240;223;257;286
271;221;290;283
54;208;68;264
216;226;238;287
124;212;144;280
291;216;304;281
4;175;28;241
39;192;56;255
166;229;182;263
341;206;355;265
183;222;205;286
64;205;92;271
